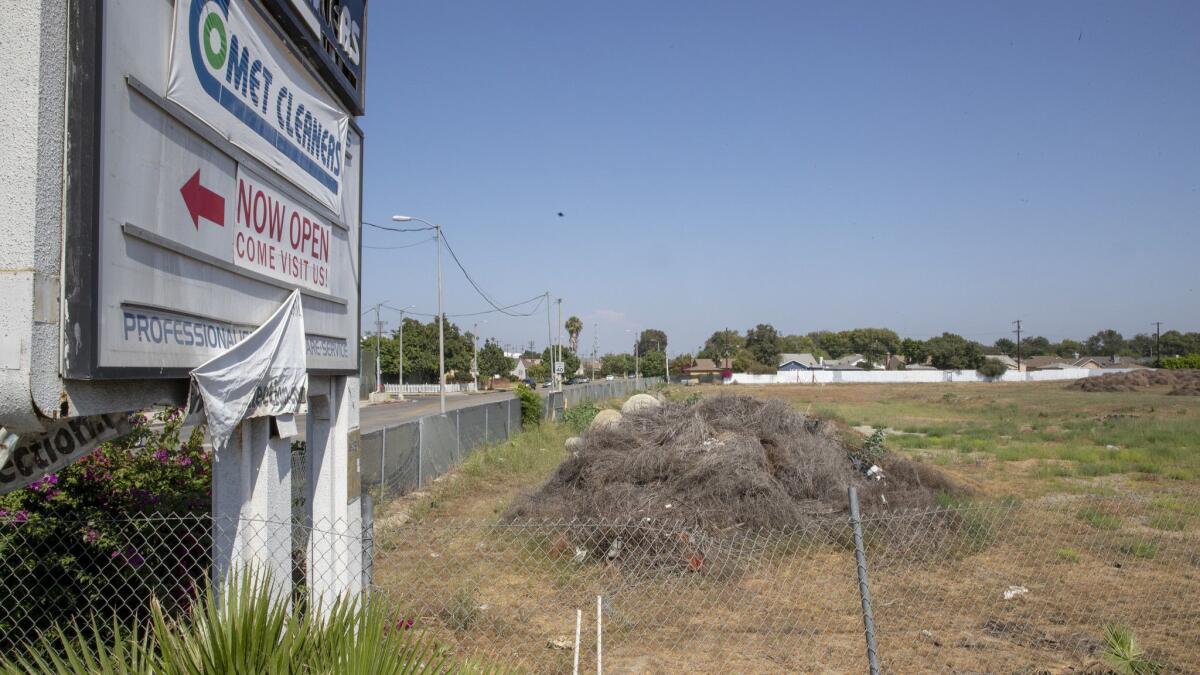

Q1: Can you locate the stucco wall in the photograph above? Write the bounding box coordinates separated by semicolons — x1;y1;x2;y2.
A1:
727;368;1141;385
0;0;67;431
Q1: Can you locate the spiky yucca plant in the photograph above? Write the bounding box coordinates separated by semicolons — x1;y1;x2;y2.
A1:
1102;623;1163;675
1;570;454;675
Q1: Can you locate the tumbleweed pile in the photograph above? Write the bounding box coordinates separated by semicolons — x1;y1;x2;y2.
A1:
506;394;954;531
1069;369;1200;395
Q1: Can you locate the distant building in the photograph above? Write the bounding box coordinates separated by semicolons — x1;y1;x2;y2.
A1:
984;354;1022;371
1022;354;1148;371
683;358;731;378
778;353;823;371
824;353;869;370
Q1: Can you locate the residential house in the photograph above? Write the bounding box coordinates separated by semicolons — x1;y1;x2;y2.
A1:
984;354;1022;372
778;353;823;371
1023;354;1148;371
683;358;732;377
825;353;869;370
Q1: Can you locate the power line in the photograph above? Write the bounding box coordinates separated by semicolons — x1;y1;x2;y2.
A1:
439;229;543;317
363;236;436;250
378;293;545;320
363;220;437;233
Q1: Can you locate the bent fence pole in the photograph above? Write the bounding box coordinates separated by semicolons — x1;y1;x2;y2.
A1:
848;487;881;675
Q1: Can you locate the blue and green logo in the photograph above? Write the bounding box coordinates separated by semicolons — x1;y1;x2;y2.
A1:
186;0;342;193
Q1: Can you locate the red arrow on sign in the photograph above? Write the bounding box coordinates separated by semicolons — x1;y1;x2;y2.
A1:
180;170;225;230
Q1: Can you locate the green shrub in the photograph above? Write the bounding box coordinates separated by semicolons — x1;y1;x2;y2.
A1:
562;402;599;433
0;408;210;651
1161;354;1200;369
515;384;542;428
977;359;1008;378
1056;548;1081;563
1077;506;1122;530
1119;540;1158;560
860;429;888;464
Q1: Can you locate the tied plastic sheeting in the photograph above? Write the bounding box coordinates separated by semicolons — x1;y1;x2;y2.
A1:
485;401;508;443
383;423;420;497
419;413;457;489
457;406;487;463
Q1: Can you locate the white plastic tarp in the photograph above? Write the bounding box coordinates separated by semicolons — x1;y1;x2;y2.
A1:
187;290;308;445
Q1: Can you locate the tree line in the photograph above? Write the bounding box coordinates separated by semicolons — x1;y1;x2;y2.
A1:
365;317;1200;385
679;326;1200;374
362;316;515;386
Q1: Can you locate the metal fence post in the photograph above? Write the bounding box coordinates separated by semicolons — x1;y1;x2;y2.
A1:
848;487;881;675
361;493;374;590
417;417;424;488
379;428;387;504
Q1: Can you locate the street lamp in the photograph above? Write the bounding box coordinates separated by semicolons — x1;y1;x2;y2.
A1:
393;214;445;414
395;304;415;400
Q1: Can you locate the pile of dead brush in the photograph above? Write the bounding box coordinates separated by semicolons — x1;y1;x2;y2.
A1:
505;394;953;532
1069;369;1200;395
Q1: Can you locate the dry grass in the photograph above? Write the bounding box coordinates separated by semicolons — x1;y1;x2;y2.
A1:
368;383;1200;673
710;381;1200;496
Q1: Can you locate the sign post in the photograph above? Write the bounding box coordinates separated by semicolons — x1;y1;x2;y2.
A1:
0;0;368;606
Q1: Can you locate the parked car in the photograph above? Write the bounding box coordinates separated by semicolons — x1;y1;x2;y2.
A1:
521;377;537;389
575;376;590;384
605;375;615;381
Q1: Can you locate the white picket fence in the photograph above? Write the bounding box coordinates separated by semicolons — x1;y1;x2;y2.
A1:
726;367;1141;385
382;383;479;395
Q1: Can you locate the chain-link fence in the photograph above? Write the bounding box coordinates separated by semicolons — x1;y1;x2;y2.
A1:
358;380;661;507
3;493;1196;672
562;378;662;409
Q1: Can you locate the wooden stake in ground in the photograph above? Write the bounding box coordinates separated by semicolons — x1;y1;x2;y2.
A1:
596;595;604;675
572;608;583;675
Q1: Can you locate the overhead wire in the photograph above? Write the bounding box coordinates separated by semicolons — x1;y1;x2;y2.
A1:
439;229;542;317
363;220;437;233
364;236;435;250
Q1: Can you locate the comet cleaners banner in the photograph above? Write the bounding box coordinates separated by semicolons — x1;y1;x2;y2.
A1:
167;0;349;214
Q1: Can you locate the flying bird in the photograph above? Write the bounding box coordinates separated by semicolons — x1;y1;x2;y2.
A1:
557;212;565;217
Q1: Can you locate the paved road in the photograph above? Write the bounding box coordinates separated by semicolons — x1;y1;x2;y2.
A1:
293;381;609;440
292;389;515;440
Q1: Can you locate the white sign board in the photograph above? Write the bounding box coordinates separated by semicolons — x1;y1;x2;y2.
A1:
232;166;335;293
63;0;361;379
554;361;565;375
167;0;349;214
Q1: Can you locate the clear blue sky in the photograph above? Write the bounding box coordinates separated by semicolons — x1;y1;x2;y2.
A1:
358;1;1200;356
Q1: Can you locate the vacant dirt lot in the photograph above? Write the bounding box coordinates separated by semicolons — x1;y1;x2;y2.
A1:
369;383;1199;673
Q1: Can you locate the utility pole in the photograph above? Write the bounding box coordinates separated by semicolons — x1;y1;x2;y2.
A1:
397;308;407;401
545;291;553;386
556;298;564;391
664;341;669;384
1012;320;1022;372
472;322;480;393
1153;322;1162;367
592;324;598;380
436;224;445;414
634;335;640;380
372;304;385;394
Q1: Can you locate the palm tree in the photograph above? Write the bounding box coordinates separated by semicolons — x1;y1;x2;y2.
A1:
566;315;583;353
